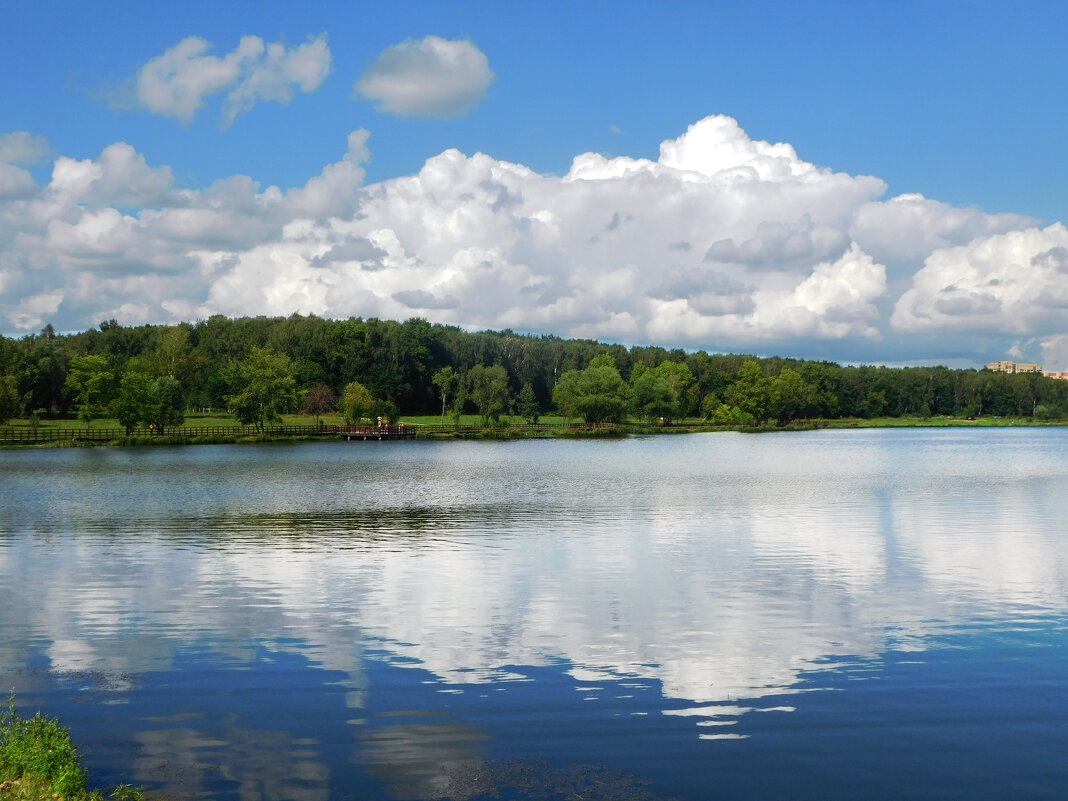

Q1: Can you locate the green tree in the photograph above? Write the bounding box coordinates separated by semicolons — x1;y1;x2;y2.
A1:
109;371;153;434
0;374;18;424
339;381;375;425
432;366;459;424
630;371;675;423
227;347;297;429
710;403;755;426
518;382;540;424
653;360;699;419
450;383;467;425
300;383;337;425
769;368;820;425
467;364;511;425
149;375;185;430
553;355;627;423
64;354;115;428
727;360;770;424
699;392;721;421
134;324;203;387
860;389;888;418
372;398;401;426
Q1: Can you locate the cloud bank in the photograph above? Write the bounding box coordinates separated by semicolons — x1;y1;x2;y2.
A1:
132;34;332;126
0;114;1064;367
355;35;494;118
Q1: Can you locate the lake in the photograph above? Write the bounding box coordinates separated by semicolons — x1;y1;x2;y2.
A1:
1;428;1067;800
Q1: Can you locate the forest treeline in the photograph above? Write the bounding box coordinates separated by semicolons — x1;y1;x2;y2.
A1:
1;314;1067;428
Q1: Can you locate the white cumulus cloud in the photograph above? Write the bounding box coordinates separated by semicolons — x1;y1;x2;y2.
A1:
0;114;1063;367
133;34;331;126
355;35;494;118
891;224;1068;334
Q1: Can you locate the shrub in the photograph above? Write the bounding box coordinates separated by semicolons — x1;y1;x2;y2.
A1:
0;694;87;799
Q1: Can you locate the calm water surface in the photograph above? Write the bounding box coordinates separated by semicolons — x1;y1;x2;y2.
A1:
1;429;1066;800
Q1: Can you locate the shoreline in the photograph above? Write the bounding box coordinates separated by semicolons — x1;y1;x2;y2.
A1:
2;415;1066;449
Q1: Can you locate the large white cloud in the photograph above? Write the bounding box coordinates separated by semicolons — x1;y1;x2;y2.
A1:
133;34;331;126
851;192;1036;272
0;114;1064;367
355;35;494;118
891;224;1068;347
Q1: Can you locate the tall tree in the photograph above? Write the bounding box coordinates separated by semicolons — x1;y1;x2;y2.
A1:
227;348;297;429
17;334;68;415
65;355;115;428
300;383;337;425
432;366;458;424
339;381;375;425
466;364;511;425
631;371;676;423
149;376;185;430
727;360;771;424
138;325;203;387
553;355;627;423
109;371;153;434
0;374;19;424
653;361;699;419
517;382;540;424
769;368;819;425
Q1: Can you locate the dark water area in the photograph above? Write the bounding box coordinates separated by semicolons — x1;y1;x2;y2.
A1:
1;429;1066;800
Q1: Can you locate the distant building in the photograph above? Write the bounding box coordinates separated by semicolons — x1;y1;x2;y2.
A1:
985;360;1043;374
1046;372;1068;381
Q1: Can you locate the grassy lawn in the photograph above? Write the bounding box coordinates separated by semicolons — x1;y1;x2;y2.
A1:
400;413;575;426
830;414;1065;428
1;412;346;430
1;412;581;430
3;412;1063;434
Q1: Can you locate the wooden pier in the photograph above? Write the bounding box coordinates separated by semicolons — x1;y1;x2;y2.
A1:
339;424;417;441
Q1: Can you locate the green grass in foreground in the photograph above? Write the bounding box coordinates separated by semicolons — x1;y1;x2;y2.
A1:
0;695;143;801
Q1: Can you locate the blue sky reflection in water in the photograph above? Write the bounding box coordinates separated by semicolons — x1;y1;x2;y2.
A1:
1;429;1067;800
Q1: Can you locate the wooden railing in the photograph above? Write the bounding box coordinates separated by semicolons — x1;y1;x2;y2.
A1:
0;421;617;443
0;424;341;442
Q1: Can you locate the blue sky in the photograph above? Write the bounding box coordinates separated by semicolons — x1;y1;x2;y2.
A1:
2;1;1067;368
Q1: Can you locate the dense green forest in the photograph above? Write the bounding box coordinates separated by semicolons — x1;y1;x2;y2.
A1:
1;314;1067;429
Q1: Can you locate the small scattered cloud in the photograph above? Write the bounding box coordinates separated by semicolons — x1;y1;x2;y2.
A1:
0;132;49;165
221;36;332;127
11;289;63;331
609;124;624;135
131;34;331;126
355;35;494;118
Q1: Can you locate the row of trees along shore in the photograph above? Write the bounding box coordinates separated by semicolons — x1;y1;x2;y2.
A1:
2;315;1067;429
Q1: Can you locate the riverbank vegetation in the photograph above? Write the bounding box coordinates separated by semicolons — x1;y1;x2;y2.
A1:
2;315;1066;433
0;696;142;801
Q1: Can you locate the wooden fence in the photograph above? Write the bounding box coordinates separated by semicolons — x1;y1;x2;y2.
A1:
0;421;618;443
